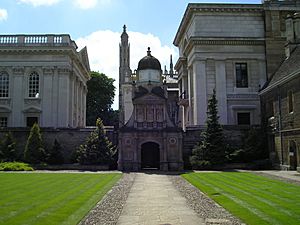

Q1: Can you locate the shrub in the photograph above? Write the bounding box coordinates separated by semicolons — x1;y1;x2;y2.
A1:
76;118;116;166
24;123;46;164
47;139;64;165
0;132;17;162
0;162;34;171
227;127;268;163
189;157;211;170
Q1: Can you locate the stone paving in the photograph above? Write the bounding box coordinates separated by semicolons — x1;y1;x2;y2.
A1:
116;173;205;225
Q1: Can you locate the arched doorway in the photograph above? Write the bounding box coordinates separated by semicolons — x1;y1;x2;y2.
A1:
141;142;160;169
289;140;298;170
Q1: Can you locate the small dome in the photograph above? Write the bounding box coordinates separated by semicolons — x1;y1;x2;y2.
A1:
137;47;161;71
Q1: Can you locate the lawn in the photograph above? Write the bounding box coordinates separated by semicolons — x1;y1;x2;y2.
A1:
182;172;300;225
0;172;121;225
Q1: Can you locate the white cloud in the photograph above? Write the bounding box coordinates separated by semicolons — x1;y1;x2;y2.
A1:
18;0;60;7
74;0;98;9
76;30;178;109
0;9;8;21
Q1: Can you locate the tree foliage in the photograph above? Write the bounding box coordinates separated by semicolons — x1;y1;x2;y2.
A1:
190;89;226;168
47;139;64;165
86;71;116;126
24;123;46;164
0;132;16;162
228;127;268;163
76;118;116;165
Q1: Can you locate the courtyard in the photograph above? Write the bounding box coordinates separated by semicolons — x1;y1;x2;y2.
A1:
0;170;299;225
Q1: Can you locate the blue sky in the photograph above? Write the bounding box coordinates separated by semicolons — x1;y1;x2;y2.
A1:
0;0;262;108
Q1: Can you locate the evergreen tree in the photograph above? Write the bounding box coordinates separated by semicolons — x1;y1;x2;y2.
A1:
76;118;116;165
190;89;226;167
24;123;46;163
0;132;16;162
47;139;64;165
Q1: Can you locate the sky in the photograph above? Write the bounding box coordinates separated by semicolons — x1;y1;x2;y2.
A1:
0;0;261;109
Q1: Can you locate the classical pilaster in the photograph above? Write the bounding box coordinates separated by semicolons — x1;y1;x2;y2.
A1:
11;67;24;127
193;60;207;125
215;60;227;124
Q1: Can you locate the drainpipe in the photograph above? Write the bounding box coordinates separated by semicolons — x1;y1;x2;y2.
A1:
277;86;284;168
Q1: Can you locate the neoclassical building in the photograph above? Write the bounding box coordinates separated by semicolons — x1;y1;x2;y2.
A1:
0;34;90;128
118;26;183;171
174;0;299;131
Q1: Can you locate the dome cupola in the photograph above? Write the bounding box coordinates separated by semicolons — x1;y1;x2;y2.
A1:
137;47;162;83
137;47;161;71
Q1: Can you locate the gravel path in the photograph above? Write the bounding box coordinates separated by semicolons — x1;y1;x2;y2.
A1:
79;172;243;225
79;173;136;225
169;175;243;225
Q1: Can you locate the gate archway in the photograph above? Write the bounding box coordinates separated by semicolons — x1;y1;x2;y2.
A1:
141;142;160;169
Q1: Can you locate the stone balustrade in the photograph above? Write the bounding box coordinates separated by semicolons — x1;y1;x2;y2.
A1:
0;34;77;48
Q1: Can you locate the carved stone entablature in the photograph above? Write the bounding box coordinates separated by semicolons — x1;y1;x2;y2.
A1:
24;98;41;106
57;67;71;74
43;67;54;75
0;98;11;106
227;94;259;100
189;5;263;14
184;38;265;55
12;67;25;75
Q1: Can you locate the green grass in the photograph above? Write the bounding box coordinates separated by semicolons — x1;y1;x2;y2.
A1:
0;162;34;171
0;172;121;225
182;172;300;225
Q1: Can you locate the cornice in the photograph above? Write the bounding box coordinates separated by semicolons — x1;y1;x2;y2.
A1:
174;57;187;71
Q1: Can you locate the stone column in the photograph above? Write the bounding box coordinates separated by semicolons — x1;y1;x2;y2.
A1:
215;60;227;124
193;60;207;125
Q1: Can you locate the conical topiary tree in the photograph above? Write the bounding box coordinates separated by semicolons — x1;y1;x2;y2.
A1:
190;89;226;168
0;132;16;162
76;118;116;165
47;139;64;165
24;123;46;164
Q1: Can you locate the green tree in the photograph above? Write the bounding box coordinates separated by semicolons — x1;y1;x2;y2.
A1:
76;118;116;166
0;132;16;162
24;123;46;164
86;71;116;126
47;139;64;165
190;89;226;168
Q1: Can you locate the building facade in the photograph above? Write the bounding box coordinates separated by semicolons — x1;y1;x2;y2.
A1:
0;34;90;128
174;0;299;131
118;27;183;171
260;12;300;172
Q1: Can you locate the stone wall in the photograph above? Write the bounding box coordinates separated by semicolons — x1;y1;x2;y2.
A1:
0;126;117;163
182;125;250;168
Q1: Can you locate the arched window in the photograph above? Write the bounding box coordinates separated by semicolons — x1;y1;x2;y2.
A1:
28;72;39;98
0;71;9;98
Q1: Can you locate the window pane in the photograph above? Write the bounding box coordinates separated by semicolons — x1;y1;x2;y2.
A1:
288;91;293;113
236;63;248;88
237;112;250;125
0;71;9;98
26;117;38;127
29;72;39;98
0;117;8;127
